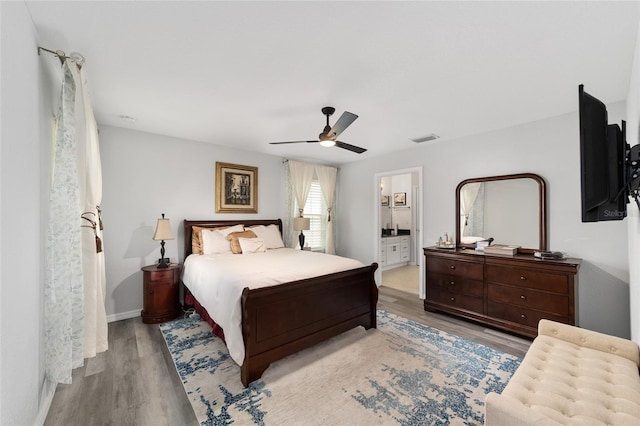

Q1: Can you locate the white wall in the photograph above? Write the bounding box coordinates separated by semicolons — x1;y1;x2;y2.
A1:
99;126;288;319
338;103;631;338
1;2;56;424
627;18;640;345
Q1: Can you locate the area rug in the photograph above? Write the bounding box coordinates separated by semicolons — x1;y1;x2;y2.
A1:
160;311;521;425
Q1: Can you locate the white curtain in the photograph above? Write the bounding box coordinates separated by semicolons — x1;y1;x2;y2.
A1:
315;164;337;254
44;60;107;384
287;160;315;246
460;182;482;238
75;66;108;358
45;62;84;384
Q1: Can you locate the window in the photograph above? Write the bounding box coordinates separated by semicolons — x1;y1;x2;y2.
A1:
296;180;325;251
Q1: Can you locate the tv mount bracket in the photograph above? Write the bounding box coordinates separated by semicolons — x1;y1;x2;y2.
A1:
625;144;640;210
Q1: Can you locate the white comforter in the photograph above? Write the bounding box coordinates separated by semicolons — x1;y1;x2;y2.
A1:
181;248;365;365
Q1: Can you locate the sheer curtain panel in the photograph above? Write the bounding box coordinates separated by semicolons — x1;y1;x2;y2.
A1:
45;62;84;384
44;59;107;385
287;160;315;247
315;164;337;254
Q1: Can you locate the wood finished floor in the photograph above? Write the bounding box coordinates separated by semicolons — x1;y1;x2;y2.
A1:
44;287;531;426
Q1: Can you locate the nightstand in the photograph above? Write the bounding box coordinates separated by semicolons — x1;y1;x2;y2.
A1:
141;263;181;324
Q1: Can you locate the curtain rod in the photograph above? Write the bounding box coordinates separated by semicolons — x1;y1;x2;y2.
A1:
281;158;340;170
38;46;85;67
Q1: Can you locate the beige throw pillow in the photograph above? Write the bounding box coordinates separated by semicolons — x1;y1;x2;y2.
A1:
227;230;258;254
191;224;244;254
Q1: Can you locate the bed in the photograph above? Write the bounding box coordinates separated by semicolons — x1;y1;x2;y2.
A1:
181;219;379;387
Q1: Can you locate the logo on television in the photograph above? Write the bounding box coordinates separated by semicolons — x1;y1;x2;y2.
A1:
604;209;625;217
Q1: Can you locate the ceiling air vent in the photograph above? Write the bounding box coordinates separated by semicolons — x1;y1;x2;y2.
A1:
411;134;440;143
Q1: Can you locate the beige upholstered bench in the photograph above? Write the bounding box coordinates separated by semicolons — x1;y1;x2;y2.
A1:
485;319;640;425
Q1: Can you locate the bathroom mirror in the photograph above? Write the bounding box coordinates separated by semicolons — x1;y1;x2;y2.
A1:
455;173;547;253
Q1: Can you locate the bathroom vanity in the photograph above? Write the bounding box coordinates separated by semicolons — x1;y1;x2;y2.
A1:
380;232;410;269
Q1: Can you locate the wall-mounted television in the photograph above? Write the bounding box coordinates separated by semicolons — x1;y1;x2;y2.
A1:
579;84;629;222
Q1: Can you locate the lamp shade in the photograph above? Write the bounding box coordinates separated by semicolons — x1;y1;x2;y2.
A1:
153;218;174;241
293;217;311;231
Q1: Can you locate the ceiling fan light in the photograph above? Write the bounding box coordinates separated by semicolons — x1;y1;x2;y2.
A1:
319;139;336;147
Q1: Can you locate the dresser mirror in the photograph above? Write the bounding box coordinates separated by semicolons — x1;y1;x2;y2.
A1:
455;173;547;253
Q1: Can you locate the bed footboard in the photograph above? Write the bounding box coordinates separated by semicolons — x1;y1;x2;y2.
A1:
240;263;378;386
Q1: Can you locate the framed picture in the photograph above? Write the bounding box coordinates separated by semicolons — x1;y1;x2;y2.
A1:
381;195;389;206
215;162;258;213
393;192;406;206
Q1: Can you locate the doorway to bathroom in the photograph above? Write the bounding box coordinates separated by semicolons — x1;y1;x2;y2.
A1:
373;167;424;298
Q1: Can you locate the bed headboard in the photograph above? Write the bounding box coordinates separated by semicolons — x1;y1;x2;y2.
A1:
183;219;284;257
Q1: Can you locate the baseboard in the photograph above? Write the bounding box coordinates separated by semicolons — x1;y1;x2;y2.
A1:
107;309;140;323
35;379;57;426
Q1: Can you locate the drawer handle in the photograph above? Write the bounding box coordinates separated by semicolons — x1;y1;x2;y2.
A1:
449;281;455;286
450;265;456;270
520;295;527;300
520;276;526;280
520;314;527;319
450;297;456;302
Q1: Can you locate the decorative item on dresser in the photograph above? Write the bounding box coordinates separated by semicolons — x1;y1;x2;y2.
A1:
424;248;580;338
141;263;181;324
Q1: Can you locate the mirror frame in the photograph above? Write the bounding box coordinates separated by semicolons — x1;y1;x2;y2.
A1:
455;173;547;254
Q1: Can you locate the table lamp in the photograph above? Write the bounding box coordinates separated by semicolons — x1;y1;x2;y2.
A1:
153;213;174;268
293;216;311;250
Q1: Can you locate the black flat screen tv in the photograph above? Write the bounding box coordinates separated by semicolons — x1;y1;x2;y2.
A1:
578;84;627;222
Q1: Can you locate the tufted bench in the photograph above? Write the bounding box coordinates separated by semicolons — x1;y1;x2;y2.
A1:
485;319;640;425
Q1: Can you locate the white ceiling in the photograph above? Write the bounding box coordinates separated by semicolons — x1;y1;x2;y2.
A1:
26;1;640;165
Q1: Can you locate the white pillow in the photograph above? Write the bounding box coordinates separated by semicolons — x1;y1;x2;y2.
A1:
201;229;232;254
250;224;285;249
217;224;244;237
238;237;266;254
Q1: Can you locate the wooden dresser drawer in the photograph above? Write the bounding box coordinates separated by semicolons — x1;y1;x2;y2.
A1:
424;247;580;339
148;269;175;283
487;283;569;316
485;264;568;293
430;288;483;313
428;272;483;297
427;256;483;280
487;301;569;328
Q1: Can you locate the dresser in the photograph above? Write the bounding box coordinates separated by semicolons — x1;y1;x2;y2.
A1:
380;235;410;269
424;247;580;338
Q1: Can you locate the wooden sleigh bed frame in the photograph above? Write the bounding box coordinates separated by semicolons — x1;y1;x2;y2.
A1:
182;219;379;387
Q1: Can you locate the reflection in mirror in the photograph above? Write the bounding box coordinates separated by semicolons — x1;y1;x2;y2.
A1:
456;173;546;252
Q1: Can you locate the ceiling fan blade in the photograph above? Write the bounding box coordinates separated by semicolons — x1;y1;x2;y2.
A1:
335;141;367;154
328;111;358;138
269;140;319;145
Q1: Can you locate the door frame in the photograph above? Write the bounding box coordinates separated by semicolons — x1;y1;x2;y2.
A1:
373;166;425;298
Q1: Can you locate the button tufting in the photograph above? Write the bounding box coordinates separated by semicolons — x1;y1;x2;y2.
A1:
610;346;617;352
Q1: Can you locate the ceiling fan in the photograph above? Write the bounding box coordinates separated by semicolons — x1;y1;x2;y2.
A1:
269;107;366;154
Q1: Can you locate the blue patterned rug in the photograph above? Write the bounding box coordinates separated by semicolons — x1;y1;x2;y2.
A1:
160;310;521;425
